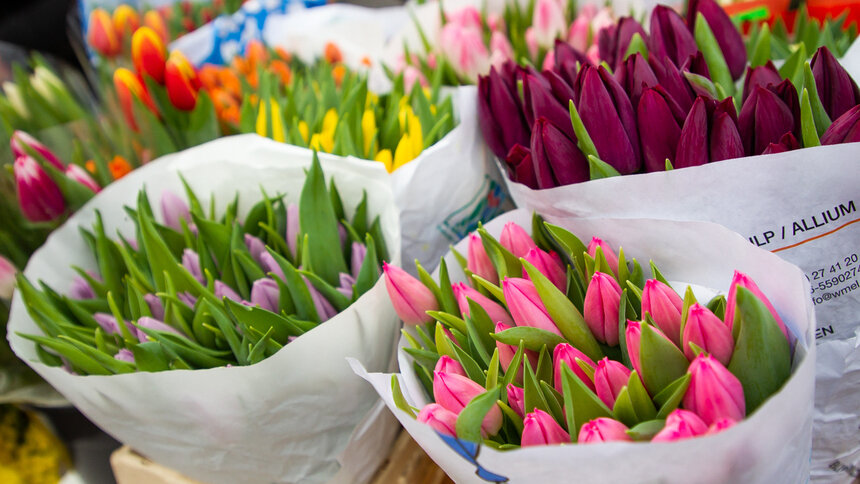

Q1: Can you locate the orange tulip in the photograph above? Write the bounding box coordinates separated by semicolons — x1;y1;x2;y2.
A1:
275;46;292;63
143;11;169;44
246;40;268;69
217;68;242;99
324;42;343;64
361;56;372;67
333;64;346;87
85;160;96;174
114;68;157;131
198;64;221;90
165;51;200;111
270;60;292;85
132;27;167;83
108;155;133;180
87;9;121;57
112;5;140;39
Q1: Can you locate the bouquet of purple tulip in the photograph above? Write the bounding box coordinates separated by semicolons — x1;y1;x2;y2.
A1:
477;0;860;188
382;212;793;447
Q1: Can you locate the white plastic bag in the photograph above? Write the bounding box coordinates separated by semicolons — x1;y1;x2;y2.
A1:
503;143;860;482
354;209;816;483
7;135;402;484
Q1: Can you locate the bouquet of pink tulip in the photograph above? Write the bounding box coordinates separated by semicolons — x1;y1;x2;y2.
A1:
383;212;794;448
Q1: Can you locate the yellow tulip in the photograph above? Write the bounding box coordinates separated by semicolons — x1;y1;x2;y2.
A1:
392;132;417;171
255;98;267;137
361;109;377;157
298;121;310;143
309;131;335;153
408;113;423;155
375;149;393;173
365;92;379;109
322;108;338;136
270;99;285;143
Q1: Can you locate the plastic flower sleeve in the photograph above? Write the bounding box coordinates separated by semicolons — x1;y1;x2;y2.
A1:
354;209;814;483
7;134;401;484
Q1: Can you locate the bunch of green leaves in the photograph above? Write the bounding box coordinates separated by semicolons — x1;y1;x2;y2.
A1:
16;153;389;375
392;213;792;447
743;7;858;63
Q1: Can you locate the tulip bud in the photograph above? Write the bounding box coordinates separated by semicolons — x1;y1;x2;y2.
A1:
112;5;140;39
593;357;632;408
504;144;538;189
337;273;356;298
821;105;860;145
578;417;633;444
495;322;539;379
742;62;781;102
259;252;286;281
11;131;63;170
94;313;121;335
499;222;537;259
507;383;525;418
144;293;165;320
651;408;708;442
350;242;367;279
14;156;66;222
243;234;266;267
583;272;622;346
69;276;95;300
165;50;201;111
132;27;166;84
586;237;620;276
114;68;157;132
525;28;539;60
761;132;800;155
433;371;503;436
598;17;647;71
250;278;279;312
687;0;747;80
87;9;121;57
649;55;695;114
522;72;574;139
683;354;745;426
522;409;570;446
522;248;566;292
567;17;590;52
532;0;567;48
553;343;597;394
503;277;563;336
675;96;744;167
477;64;531;159
648;6;697;67
682;303;733;364
641;279;684;346
638;86;686;172
65;164;100;193
161;190;191;232
178;291;197;308
143;11;169;44
383;262;438;325
738;85;797;156
115;349;135;363
615;53;658;110
706;418;737;435
0;256;16;300
531;117;589;188
304;277;337;322
811;46;860;121
625;320;674;378
435;355;467;377
723;271;789;341
285;203;299;258
136;316;184;342
439;23;490;82
454;283;514;327
214;280;241;302
489;31;514;68
467;233;499;285
417;403;459;437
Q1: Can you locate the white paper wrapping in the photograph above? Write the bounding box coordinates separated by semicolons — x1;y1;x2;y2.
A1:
502;143;860;482
7;134;403;484
355;209;816;484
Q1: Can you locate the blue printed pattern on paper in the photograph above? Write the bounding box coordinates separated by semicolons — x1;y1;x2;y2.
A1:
438;176;509;243
437;432;509;482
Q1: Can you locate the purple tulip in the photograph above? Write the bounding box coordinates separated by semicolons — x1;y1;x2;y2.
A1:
523;72;575;140
114;349;135;363
616;53;658;110
597;16;647;71
136;316;184;341
160;190;191;232
304;276;337;321
648;6;698;67
573;65;641;174
144;293;165;320
680;51;711;80
552;38;590;82
177;291;197;308
259;251;286;281
821;105;860;144
214;280;241;302
69;276;95;299
687;0;748;80
637;86;686;172
649;55;695;113
504;144;538;189
286;203;299;259
244;234;267;266
675;96;743;167
530;117;589;188
350;242;367;278
14;155;66;222
181;249;205;284
477;63;531;159
762;132;801;155
337;273;356;298
94;312;121;335
738;85;797;156
742;62;782;102
10;130;64;170
250;278;280;312
811;46;860;121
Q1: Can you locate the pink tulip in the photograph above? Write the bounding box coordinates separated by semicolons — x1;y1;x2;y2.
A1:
724;271;789;341
487;13;505;32
435;355;467;377
503;278;562;336
541;49;556;71
683;355;745;426
586;45;600;64
522;409;570;446
651;409;708;442
11;130;63;170
522;248;566;292
499;222;537;258
65;164;100;193
14;156;66;222
467;233;499;285
495;322;539;380
403;65;428;93
625;320;644;376
641;279;684;346
417;403;459;437
446;6;482;31
578;417;633;443
383;262;438;325
682;303;734;365
439;24;490;82
454;283;513;326
583;271;622;345
586;237;620;276
568;16;590;51
532;0;567;47
433;371;503;437
0;256;16;300
553;343;597;394
490;31;514;63
250;278;279;312
525;28;539;59
507;383;525;418
706;418;737;435
160;190;191;232
593;357;632;408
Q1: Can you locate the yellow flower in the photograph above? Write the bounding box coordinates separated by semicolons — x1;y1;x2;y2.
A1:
321;108;338;137
255;98;267;138
298;121;310;143
375;149;393;173
365;92;379;109
408;112;423;155
309;131;335;153
392;132;418;171
270;99;285;143
361;109;377;157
